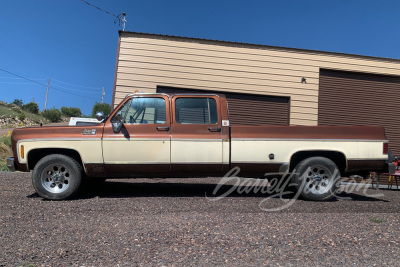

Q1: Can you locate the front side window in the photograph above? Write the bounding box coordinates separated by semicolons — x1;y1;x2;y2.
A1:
175;98;218;124
112;97;166;124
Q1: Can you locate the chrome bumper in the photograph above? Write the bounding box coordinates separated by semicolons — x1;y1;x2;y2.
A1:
6;157;16;172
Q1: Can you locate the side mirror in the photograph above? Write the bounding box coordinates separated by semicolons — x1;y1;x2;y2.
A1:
95;111;105;121
112;111;123;133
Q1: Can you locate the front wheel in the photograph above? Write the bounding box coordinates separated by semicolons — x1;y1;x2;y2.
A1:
291;157;341;201
32;154;83;200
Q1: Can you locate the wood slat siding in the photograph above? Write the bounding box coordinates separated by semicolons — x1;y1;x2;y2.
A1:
318;69;400;155
114;32;400;126
157;87;289;126
121;39;400;72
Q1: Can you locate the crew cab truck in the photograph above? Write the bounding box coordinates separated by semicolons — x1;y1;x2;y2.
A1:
7;93;395;201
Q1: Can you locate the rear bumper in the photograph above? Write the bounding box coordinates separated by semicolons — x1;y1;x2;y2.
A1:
7;157;16;172
385;162;396;174
346;160;395;176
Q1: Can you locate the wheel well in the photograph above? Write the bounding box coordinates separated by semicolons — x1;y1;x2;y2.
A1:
289;151;347;174
27;148;83;170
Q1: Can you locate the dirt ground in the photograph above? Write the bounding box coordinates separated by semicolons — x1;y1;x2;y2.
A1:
0;172;399;266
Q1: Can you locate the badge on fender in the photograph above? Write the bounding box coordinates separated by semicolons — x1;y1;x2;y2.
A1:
82;129;96;135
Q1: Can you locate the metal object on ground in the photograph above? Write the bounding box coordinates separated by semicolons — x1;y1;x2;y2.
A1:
6;157;15;172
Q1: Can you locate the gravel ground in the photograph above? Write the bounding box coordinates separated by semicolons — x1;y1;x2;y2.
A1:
0;172;399;266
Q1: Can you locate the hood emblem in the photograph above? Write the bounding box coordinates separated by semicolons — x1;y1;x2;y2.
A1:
82;129;96;135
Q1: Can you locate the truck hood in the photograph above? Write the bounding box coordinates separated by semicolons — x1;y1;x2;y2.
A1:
11;125;105;159
12;125;105;141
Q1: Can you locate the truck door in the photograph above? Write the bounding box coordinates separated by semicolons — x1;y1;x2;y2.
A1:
102;95;171;177
170;95;224;176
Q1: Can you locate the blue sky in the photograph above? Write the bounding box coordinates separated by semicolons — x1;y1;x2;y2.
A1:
1;0;399;116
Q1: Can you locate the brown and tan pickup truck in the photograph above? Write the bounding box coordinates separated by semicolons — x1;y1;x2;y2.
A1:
7;93;395;201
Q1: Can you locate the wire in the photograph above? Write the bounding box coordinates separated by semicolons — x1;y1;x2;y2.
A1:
51;87;95;99
48;82;99;94
0;76;100;92
51;78;100;90
0;82;36;85
0;68;47;87
114;14;125;26
80;0;117;17
79;0;125;25
0;75;99;94
0;68;96;100
0;77;47;80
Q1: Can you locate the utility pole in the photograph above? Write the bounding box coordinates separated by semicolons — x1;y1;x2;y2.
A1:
101;87;105;103
44;78;50;111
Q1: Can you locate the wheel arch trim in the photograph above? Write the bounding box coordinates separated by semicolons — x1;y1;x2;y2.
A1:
26;148;87;173
289;149;348;173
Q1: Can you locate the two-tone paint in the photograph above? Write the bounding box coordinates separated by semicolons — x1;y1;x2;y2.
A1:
10;93;391;178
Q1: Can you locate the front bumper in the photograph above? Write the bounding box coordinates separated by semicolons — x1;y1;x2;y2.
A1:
6;157;16;172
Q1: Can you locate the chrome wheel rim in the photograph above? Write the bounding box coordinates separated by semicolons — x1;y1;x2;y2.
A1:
302;165;334;195
40;164;71;194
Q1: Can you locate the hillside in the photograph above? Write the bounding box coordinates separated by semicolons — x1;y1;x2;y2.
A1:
0;101;50;128
0;102;69;170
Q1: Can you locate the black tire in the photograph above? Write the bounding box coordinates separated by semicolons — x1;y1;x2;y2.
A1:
291;157;341;201
32;154;83;200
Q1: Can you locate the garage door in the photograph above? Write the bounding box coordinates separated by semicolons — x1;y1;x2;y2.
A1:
319;69;400;156
157;86;290;125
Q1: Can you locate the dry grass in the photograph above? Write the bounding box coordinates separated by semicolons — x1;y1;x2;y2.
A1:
0;131;12;171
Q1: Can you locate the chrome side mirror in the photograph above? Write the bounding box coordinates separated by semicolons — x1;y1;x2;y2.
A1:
112;111;123;133
95;111;105;121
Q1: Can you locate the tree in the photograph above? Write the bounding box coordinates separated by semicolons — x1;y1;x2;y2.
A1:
43;108;62;122
12;99;23;107
22;101;39;114
61;106;82;117
91;102;111;117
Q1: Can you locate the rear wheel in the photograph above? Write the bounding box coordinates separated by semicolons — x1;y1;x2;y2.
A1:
291;157;341;201
32;154;82;200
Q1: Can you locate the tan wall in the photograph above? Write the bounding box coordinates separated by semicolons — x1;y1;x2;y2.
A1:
114;32;400;126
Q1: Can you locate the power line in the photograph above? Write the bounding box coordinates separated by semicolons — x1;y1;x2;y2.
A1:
0;68;47;87
0;68;96;100
0;82;38;85
80;0;118;17
0;75;100;94
0;77;47;80
49;82;99;94
51;78;100;90
0;76;100;93
51;86;96;99
79;0;126;26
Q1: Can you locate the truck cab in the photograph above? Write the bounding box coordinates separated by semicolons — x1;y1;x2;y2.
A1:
100;93;230;177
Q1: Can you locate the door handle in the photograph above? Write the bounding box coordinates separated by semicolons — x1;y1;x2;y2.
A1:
208;127;221;132
156;126;169;131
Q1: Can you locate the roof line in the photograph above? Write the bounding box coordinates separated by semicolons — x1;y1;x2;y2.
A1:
119;31;400;63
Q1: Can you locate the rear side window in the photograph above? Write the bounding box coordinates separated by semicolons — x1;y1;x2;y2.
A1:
175;98;218;124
